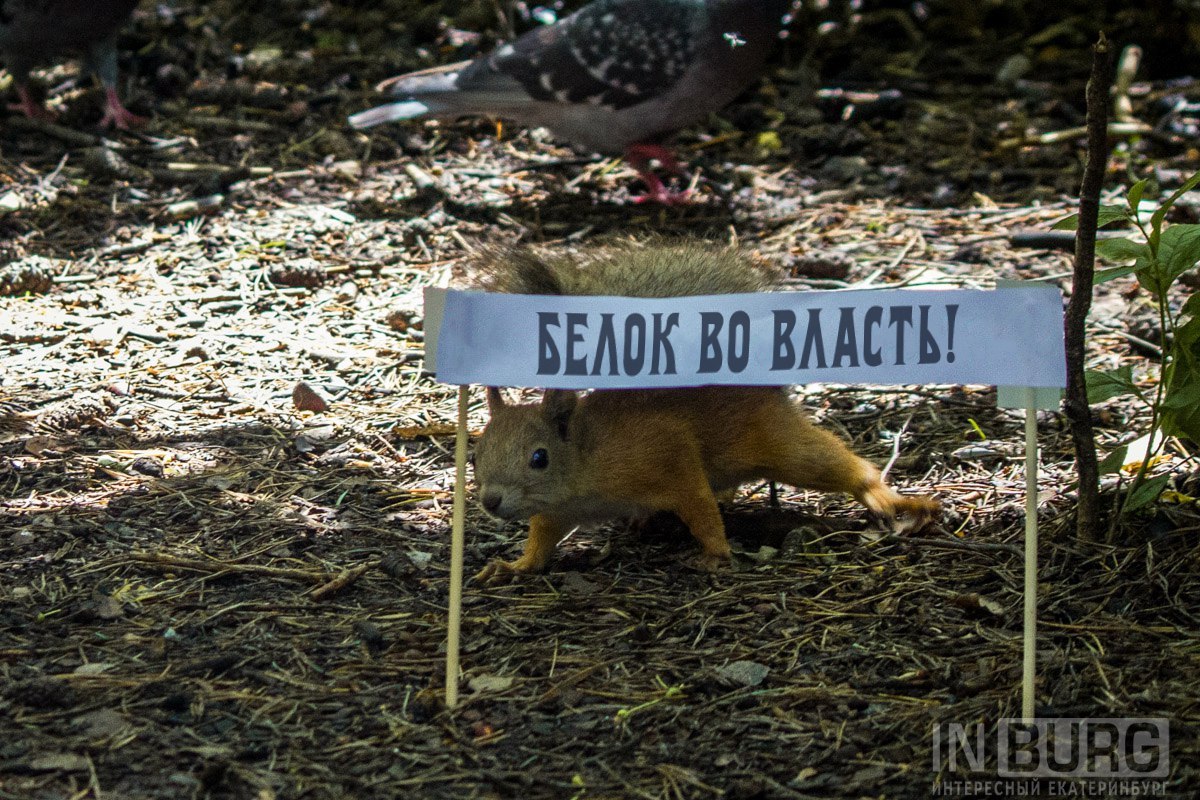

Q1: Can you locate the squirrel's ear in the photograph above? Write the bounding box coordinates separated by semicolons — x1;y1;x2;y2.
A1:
540;390;578;440
485;387;506;413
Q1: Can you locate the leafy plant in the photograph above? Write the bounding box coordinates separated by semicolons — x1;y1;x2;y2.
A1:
1055;172;1200;515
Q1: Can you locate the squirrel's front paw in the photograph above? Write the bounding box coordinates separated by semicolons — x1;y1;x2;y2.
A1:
689;550;732;573
473;558;533;585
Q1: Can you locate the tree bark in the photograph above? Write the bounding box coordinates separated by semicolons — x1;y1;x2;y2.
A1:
1063;34;1111;541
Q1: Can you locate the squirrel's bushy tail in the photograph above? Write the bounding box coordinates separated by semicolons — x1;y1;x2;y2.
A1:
475;240;779;297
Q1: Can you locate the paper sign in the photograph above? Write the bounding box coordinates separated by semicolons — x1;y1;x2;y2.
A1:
425;286;1066;390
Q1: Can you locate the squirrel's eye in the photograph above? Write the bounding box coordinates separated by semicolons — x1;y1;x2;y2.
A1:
529;448;549;469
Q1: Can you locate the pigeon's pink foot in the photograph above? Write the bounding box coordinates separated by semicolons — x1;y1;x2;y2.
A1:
625;143;693;205
631;183;693;205
7;85;57;121
99;87;146;130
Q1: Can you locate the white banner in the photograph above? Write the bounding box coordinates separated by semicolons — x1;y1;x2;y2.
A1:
425;286;1066;390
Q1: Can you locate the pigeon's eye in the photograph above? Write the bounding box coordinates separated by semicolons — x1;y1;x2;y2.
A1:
529;448;549;469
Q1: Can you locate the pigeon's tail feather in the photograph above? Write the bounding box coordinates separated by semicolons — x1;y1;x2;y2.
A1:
348;100;432;129
349;90;538;129
350;63;476;129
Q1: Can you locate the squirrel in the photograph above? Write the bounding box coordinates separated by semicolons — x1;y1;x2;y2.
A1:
469;242;940;583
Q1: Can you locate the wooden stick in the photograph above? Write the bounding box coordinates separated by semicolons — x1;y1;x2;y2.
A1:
1022;387;1039;721
445;385;470;708
1112;45;1142;123
131;552;327;583
308;562;372;601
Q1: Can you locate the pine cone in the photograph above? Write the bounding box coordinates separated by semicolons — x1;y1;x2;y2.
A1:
0;259;53;297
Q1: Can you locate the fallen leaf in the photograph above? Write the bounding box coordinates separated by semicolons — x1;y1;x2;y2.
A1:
90;586;125;620
793;766;818;783
468;674;514;693
293;382;329;413
25;436;64;457
27;753;89;772
874;595;900;614
560;572;598;595
74;708;129;739
751;545;778;563
952;593;1006;616
73;662;116;676
0;190;27;215
295;424;336;453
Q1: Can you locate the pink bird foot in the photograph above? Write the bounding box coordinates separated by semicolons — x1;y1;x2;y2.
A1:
7;85;57;121
631;180;693;205
625;143;693;205
98;87;146;130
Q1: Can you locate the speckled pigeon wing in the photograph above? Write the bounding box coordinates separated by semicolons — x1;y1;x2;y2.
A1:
455;0;704;110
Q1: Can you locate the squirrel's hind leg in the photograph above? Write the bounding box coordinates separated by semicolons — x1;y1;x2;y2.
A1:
672;492;732;571
856;484;941;533
751;403;940;532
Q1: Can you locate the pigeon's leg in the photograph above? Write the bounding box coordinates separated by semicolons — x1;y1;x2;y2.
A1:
86;37;146;130
625;143;692;205
629;143;684;175
99;86;146;130
7;84;57;121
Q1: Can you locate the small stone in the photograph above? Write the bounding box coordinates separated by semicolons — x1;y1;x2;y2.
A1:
468;674;514;693
130;457;164;478
716;660;769;687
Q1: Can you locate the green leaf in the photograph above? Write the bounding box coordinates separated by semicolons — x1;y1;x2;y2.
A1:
1162;379;1200;409
1184;293;1200;318
1094;265;1137;283
1127;179;1148;216
1098;444;1129;475
1123;474;1171;513
1176;315;1200;349
1097;205;1133;229
1134;256;1166;294
1052;214;1079;231
1150;170;1200;232
1160;315;1200;442
1162;405;1200;442
1157;223;1200;282
1094;237;1147;263
1051;205;1129;231
1085;367;1136;404
1100;205;1131;228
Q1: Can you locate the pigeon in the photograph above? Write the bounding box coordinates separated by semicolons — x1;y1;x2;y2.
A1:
350;0;796;203
0;0;145;129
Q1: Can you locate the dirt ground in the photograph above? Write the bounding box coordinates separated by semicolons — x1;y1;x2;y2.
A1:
2;3;1199;799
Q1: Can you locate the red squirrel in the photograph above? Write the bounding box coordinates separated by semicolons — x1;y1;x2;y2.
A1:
469;243;940;582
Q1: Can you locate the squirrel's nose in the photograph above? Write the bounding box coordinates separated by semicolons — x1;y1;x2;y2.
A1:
481;492;502;514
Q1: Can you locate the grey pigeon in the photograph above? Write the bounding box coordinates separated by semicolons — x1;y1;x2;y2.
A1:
350;0;795;202
0;0;144;129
